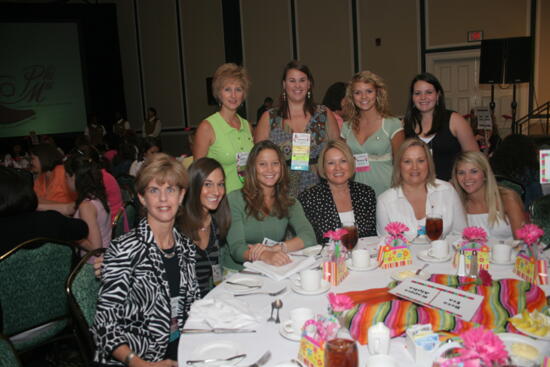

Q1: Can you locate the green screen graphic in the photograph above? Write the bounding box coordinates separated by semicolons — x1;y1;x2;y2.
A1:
0;22;87;137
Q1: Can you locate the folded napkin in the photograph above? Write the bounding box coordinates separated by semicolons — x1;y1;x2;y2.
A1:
244;255;316;281
188;295;261;329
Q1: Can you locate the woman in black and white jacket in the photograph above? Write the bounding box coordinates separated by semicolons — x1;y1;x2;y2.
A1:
92;153;200;367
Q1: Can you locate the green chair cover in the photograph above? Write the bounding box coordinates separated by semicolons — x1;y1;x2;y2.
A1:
530;194;550;246
0;335;22;367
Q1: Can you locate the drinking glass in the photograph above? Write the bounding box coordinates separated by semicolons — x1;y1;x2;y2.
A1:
425;214;443;241
325;338;358;367
341;226;358;251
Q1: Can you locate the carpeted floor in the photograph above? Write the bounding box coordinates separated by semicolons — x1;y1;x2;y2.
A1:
21;339;86;367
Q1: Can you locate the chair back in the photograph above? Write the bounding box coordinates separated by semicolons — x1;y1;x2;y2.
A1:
66;248;105;365
530;194;550;248
0;238;78;351
112;201;138;239
0;334;22;367
495;174;526;202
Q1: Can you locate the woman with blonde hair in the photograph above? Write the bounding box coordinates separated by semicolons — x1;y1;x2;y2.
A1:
193;63;254;193
376;138;466;240
451;151;525;240
341;70;404;196
222;140;316;271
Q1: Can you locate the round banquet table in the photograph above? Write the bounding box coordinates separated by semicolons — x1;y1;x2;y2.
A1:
178;238;550;366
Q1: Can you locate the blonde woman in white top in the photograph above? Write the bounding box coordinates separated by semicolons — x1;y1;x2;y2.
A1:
376;138;466;240
451;151;526;240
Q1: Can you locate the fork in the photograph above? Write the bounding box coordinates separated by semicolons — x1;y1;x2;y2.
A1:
234;287;286;297
245;351;271;367
226;281;261;289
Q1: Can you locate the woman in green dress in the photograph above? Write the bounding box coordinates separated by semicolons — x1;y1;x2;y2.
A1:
341;71;405;196
222;140;316;271
193;63;254;193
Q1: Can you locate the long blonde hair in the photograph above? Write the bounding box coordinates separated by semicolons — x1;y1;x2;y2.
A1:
451;151;507;226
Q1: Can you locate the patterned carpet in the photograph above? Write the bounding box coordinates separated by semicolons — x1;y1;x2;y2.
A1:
22;339;85;367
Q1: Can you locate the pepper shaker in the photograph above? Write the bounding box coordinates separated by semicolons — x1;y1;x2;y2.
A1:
468;250;479;278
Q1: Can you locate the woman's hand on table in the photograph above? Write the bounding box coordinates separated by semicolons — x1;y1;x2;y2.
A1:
260;247;292;266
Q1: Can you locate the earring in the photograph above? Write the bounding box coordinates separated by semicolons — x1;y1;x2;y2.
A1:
307;90;311;99
282;91;286;101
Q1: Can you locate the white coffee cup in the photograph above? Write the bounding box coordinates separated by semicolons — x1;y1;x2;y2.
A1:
428;239;449;259
283;307;314;335
365;355;397;367
300;269;321;291
352;248;370;268
492;244;513;263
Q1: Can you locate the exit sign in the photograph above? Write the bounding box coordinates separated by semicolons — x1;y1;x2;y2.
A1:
468;31;483;42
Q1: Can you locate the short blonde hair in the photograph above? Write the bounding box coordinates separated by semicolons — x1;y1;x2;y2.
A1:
136;153;188;195
391;138;436;188
212;63;250;101
317;140;356;179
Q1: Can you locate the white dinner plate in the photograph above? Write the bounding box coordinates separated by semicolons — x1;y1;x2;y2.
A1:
498;332;544;365
190;341;241;366
345;258;379;272
391;269;430;282
416;249;452;263
225;277;263;294
509;313;550;341
302;245;324;257
490;257;516;265
279;321;301;342
358;236;381;246
291;279;331;296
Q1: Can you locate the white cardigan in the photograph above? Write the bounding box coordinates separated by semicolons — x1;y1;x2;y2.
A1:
376;179;467;240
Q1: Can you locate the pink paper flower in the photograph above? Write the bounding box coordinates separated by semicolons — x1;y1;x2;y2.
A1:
385;222;409;236
462;227;488;242
516;223;544;245
328;292;354;312
439;327;508;367
478;269;493;287
324;228;349;241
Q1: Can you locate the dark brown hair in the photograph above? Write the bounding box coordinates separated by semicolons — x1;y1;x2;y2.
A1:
277;60;316;119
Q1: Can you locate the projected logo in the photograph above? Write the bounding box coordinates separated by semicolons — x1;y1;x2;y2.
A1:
0;65;56;125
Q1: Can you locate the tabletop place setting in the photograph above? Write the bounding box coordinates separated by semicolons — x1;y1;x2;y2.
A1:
179;222;550;367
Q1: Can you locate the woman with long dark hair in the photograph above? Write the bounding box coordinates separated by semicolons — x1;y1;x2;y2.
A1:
255;60;340;196
403;73;478;181
179;157;230;297
222;140;316;271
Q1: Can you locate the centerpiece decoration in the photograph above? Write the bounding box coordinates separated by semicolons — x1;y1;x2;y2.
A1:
457;226;490;272
322;229;349;286
297;315;340;367
377;222;412;269
514;223;548;285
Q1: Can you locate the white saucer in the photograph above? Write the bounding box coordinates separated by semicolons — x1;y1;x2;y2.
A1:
279;322;301;342
410;235;429;245
291;279;331;295
490;257;515;265
391;269;430;281
417;249;452;263
345;258;378;271
498;332;545;365
302;245;324;257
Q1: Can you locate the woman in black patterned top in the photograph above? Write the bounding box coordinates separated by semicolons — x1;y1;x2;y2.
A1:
179;158;230;297
92;153;200;367
298;140;377;244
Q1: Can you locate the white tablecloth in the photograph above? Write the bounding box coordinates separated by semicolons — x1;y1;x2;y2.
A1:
178;239;550;367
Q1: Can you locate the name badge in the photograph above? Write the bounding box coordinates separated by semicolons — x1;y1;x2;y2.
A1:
291;133;311;171
354;153;370;172
262;237;279;247
211;263;223;285
236;152;249;183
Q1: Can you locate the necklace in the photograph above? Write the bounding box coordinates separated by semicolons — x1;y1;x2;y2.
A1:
158;246;176;259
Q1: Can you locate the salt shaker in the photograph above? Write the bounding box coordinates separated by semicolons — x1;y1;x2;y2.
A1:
457;250;466;276
468;250;479;278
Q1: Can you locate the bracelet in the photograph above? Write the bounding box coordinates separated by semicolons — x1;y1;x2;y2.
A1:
279;242;288;253
124;351;136;366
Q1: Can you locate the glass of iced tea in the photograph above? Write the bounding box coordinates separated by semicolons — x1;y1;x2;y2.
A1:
425;214;443;241
341;226;358;252
325;338;358;367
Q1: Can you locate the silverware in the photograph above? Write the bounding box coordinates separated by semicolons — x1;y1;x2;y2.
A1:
289;253;308;257
239;270;266;276
234;286;287;297
181;328;256;334
186;353;246;365
415;264;429;275
246;351;271;367
317;243;327;256
267;301;276;322
226;281;261;289
274;299;283;324
291;359;305;367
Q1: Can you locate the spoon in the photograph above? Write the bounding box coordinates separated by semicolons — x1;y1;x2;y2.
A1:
267;301;276;322
415;263;429;275
274;299;283;324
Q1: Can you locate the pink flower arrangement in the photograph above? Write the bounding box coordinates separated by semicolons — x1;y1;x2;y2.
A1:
516;223;544;245
324;228;349;241
478;269;493;287
328;292;354;312
440;327;508;367
384;222;409;246
463;227;488;243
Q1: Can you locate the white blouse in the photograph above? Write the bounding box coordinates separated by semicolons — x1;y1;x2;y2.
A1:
338;211;355;228
467;213;513;241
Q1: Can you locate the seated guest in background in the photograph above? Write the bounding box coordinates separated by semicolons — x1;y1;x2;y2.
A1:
142;107;161;138
65;154;112;252
0;166;88;256
298;140;377;244
111;140;138;178
322;82;347;129
376;138;466;240
223;140;316;271
30;143;77;215
451;151;526;240
129;137;161;177
193;63;254;193
92;153;200;366
180;158;230;297
3;141;30;169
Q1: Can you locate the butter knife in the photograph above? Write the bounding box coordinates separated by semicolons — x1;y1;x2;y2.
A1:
186;353;246;365
181;328;256;334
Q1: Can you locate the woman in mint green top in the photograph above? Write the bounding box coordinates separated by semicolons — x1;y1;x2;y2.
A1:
222;141;316;271
193;63;254;193
341;71;405;196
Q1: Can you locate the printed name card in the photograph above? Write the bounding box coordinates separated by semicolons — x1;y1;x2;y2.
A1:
475;107;493;130
354;153;370;172
389;278;484;322
540;150;550;183
291;133;311;171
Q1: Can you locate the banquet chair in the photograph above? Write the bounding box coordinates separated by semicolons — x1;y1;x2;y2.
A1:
0;238;79;356
0;334;22;367
530;194;550;249
112;200;138;239
66;247;105;366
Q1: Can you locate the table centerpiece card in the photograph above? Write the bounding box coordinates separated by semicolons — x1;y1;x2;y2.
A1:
377;222;412;269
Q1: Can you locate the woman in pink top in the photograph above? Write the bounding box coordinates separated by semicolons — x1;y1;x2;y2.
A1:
65;154;112;251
